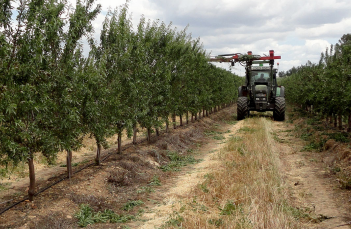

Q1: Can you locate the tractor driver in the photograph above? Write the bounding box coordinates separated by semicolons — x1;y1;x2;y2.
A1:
257;73;266;82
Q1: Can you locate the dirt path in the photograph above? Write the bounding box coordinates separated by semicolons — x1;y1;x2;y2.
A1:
272;121;351;229
134;116;351;229
132;120;244;229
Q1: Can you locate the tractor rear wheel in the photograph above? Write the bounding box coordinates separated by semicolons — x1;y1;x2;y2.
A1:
237;97;248;120
274;97;285;121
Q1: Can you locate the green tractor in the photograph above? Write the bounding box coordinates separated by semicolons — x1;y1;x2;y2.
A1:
211;50;285;121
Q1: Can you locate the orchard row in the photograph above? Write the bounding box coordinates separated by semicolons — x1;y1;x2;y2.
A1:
0;0;243;200
280;34;351;131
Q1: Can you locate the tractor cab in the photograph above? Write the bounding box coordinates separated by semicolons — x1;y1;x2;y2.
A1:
248;66;277;111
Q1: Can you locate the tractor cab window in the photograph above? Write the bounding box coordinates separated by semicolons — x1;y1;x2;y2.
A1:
251;71;270;84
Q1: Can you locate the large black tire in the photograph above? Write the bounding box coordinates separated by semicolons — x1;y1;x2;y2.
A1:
237;97;248;120
274;97;285;121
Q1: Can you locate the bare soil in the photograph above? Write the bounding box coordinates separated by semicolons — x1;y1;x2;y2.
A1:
0;107;350;229
272;120;351;229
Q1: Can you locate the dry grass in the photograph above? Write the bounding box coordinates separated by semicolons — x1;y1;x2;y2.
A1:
162;118;304;228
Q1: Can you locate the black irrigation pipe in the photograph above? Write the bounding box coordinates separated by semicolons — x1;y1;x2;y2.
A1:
0;137;150;216
0;106;230;216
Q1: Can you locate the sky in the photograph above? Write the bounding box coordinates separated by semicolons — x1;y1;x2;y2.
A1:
86;0;350;76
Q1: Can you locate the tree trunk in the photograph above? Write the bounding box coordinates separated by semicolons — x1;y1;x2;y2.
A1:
348;112;351;133
334;114;337;128
203;109;205;117
191;113;194;122
133;125;137;144
156;128;160;136
338;114;343;130
180;114;183;126
186;111;189;124
172;113;176;129
66;150;72;179
206;110;209;117
329;114;333;124
195;112;198;121
147;128;151;143
166;120;169;133
95;142;101;165
117;132;122;154
28;156;35;201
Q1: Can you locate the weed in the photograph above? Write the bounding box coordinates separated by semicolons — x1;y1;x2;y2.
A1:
300;131;312;141
160;151;200;172
204;173;214;180
208;218;224;227
122;200;144;211
237;147;245;155
238;126;255;133
271;132;285;143
284;204;312;221
0;168;7;178
75;204;135;227
338;174;351;189
199;183;209;193
231;136;242;142
326;132;350;143
205;130;225;140
136;186;155;194
148;175;161;186
220;200;241;215
164;212;184;227
0;182;10;191
226;120;238;125
60;162;79;167
306;118;321;126
281;129;293;133
213;135;225;140
302;139;325;152
331;167;341;173
312;125;324;131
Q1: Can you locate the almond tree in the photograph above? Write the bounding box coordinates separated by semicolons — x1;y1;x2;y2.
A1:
0;0;101;201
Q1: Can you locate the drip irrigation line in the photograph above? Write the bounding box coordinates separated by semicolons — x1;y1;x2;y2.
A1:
0;106;228;216
0;135;149;215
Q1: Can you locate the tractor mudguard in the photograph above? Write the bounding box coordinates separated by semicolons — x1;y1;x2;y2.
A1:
238;86;248;97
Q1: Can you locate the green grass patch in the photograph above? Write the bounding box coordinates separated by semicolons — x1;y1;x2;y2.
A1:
204;130;225;140
326;132;350;143
136;186;155;194
271;132;285;143
160;151;201;172
122;200;144;211
208;218;224;227
60;162;79;167
163;212;184;228
238;126;256;133
0;182;11;191
148;175;161;186
75;204;134;227
220;200;242;215
302;139;326;152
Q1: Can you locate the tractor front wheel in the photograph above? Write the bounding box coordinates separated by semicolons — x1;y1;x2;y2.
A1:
237;97;248;120
274;97;285;121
